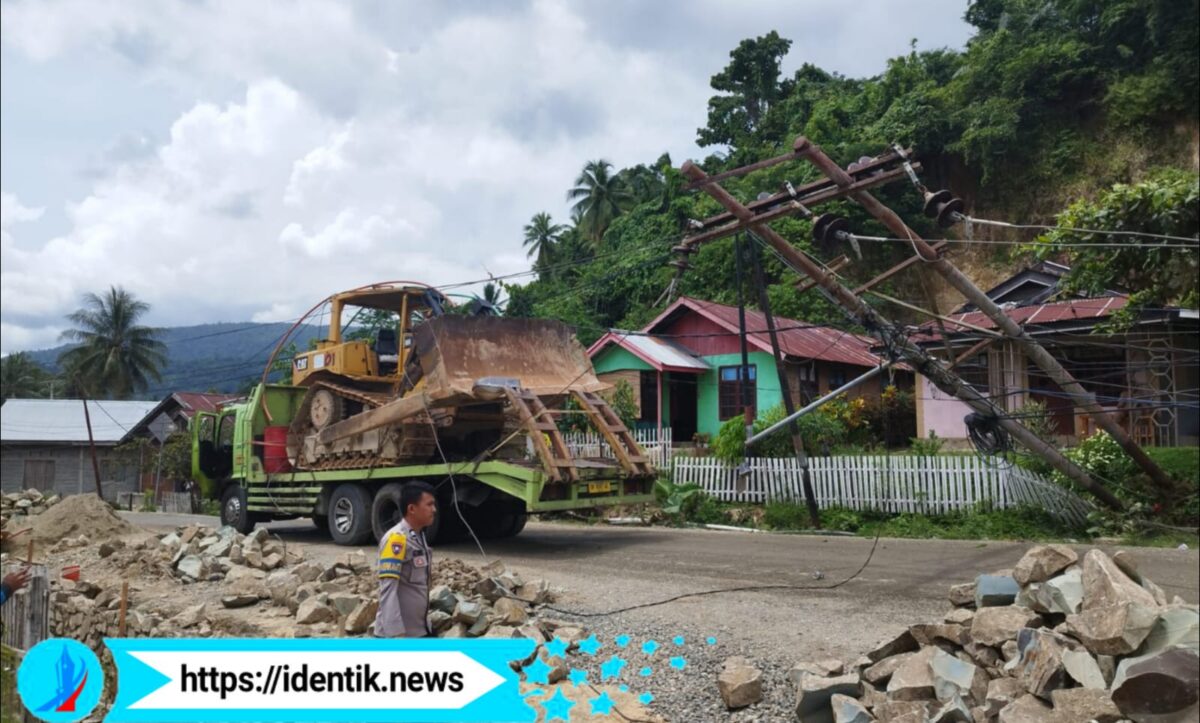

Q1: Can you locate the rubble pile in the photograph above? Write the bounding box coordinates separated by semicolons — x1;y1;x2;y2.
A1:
783;545;1198;722
1;488;61;529
4;491;132;547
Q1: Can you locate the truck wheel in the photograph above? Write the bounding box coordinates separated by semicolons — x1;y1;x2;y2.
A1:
220;484;256;534
373;483;442;542
371;483;406;541
504;513;528;538
327;483;374;546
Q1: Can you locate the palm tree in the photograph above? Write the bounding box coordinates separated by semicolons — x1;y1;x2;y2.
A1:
58;286;167;399
566;160;634;245
522;212;565;267
1;352;51;401
481;282;503;308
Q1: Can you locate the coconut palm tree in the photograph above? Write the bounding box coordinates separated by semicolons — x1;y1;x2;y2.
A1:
58;286;167;399
566;160;633;246
522;212;565;267
0;352;51;401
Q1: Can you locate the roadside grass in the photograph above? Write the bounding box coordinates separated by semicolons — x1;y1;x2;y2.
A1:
1;645;21;723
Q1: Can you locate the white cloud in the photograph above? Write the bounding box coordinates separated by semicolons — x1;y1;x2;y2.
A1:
0;1;972;355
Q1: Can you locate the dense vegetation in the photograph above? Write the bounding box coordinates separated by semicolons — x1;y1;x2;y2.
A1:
507;0;1199;345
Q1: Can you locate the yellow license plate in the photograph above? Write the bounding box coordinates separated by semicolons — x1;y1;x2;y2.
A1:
586;482;613;494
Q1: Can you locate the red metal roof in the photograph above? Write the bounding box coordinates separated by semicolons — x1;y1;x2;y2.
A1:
915;296;1129;342
171;392;241;417
643;297;883;368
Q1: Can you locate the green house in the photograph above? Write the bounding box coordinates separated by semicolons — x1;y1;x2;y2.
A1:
586;297;889;442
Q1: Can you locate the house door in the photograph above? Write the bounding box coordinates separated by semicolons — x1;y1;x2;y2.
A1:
668;374;698;442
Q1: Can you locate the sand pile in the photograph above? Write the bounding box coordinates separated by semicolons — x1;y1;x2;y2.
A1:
19;493;133;546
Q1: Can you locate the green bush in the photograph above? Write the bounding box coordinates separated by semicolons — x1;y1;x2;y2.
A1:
712;403;847;463
909;432;944;457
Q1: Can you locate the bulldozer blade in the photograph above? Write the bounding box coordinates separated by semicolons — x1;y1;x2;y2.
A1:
413;316;607;399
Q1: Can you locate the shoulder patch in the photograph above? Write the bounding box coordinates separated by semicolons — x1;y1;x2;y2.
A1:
380;531;408;562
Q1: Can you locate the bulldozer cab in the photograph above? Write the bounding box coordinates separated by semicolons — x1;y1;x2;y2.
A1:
291;284;447;387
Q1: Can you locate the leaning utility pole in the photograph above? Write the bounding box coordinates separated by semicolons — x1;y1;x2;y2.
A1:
792;138;1174;495
81;396;104;498
679;158;1125;511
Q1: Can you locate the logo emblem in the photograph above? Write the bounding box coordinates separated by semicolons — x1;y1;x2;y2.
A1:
17;638;103;722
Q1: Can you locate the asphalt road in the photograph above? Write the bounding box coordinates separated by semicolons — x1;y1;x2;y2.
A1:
121;512;1200;663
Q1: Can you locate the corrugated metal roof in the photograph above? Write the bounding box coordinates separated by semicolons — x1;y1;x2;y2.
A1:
915;296;1130;342
589;332;710;372
171;392;241;417
669;297;883;368
0;398;159;444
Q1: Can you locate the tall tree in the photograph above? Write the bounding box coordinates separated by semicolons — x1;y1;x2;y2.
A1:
697;31;793;149
1;352;52;401
566;160;633;245
58;286;167;399
522;212;565;268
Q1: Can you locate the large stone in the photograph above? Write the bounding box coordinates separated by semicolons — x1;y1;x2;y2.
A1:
944;608;974;626
909;623;969;647
873;701;928;723
829;693;872;723
329;594;364;617
172;603;207;629
948;583;975;607
971;606;1042;646
929;696;972;723
887;646;939;701
264;570;300;607
794;671;860;722
452;600;484;625
1139;605;1200;656
514;579;550;604
1048;688;1122;723
296;597;334;624
261;552;283;570
1036;567;1083;615
221;594;259;609
1111;648;1200;719
863;653;914;685
867;629;920;663
929;648;987;706
292;560;323;582
466;610;494;637
975;575;1020;608
1061;648;1107;689
1012;628;1070;700
985;677;1026;712
176;555;207;579
717;657;763;710
1081;549;1158;611
790;658;845;680
492;597;529;626
440;622;468;638
428;585;459;615
1068;601;1159;655
1012;545;1078;585
225;565;266;583
997;694;1051;722
344;599;378;634
429;610;453;632
1111;549;1142;581
98;540;125;558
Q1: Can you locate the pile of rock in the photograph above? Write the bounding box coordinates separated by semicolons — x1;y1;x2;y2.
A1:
780;545;1198;722
1;488;60;525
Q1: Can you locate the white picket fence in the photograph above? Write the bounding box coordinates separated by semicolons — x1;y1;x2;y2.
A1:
673;455;1095;526
562;427;673;468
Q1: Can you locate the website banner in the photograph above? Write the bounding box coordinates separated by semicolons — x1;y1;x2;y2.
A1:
103;638;538;722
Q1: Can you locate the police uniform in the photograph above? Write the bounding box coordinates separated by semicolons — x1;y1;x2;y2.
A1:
374;518;432;637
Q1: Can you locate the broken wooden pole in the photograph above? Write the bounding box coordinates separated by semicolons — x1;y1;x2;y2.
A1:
791;136;1174;496
680;159;1124;511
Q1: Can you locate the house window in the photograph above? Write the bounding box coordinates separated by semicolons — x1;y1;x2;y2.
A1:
828;365;849;388
718;365;756;421
795;364;818;404
959;353;989;394
22;460;55;492
638;371;658;423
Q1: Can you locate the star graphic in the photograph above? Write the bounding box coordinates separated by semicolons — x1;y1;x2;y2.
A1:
638;691;655;705
577;634;601;656
706;636;718;645
672;635;685;646
600;655;627;681
641;640;659;655
639;666;652;677
589;691;616;715
541;688;576;721
568;668;589;687
523;656;554;685
544;637;569;658
670;656;687;670
614;634;631;648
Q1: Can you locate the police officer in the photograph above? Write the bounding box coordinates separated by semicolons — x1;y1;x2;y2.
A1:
374;482;437;638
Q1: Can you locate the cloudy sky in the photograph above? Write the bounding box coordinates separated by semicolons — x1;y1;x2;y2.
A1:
0;0;972;354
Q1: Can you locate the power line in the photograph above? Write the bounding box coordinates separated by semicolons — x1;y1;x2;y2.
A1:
962;216;1200;244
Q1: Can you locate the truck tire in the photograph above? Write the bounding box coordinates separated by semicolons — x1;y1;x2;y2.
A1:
373;482;442;542
220;484;257;534
327;483;374;546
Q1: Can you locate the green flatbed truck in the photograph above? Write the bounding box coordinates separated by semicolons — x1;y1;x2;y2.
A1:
191;382;657;545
